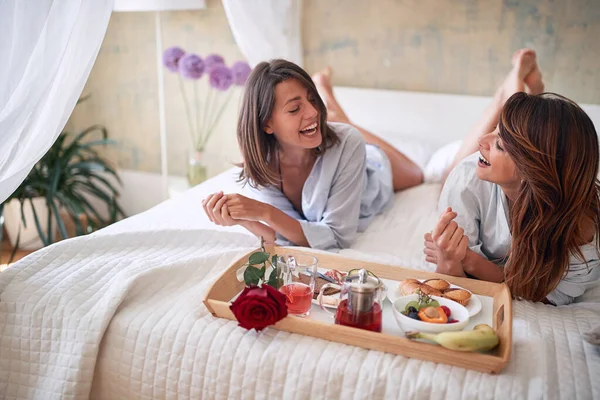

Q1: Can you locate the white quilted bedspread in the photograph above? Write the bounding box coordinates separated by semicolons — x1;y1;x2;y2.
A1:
1;169;599;400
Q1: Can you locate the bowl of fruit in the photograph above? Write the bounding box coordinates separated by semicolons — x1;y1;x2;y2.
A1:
392;290;470;333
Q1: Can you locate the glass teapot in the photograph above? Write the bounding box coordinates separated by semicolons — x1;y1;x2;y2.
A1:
318;269;386;332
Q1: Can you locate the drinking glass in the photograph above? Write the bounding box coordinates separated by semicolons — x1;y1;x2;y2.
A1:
278;254;318;317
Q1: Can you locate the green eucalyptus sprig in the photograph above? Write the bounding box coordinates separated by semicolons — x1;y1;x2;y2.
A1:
243;237;282;288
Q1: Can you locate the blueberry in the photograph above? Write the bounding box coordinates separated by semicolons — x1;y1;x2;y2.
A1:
407;306;417;313
408;311;420;320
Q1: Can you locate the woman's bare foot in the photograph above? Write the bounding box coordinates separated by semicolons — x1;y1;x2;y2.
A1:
312;67;350;123
311;66;332;94
512;48;545;95
492;48;537;106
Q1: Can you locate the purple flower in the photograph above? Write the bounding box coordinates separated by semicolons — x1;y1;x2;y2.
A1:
163;46;185;73
231;61;252;86
178;53;205;80
209;65;233;91
204;54;225;73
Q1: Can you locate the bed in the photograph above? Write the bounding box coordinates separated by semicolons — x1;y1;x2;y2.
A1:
1;87;600;399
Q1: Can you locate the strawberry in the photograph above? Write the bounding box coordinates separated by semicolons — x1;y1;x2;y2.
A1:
441;305;451;317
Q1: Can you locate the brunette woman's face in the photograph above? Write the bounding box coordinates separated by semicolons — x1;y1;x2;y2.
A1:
476;128;521;186
264;78;322;151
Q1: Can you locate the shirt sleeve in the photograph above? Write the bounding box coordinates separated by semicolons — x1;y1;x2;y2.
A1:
300;132;367;250
438;162;485;258
546;255;600;305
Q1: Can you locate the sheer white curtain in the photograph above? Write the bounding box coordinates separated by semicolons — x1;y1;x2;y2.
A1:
0;0;114;204
222;0;303;67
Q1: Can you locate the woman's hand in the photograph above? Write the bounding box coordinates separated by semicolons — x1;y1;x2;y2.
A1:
427;207;469;276
225;194;270;222
202;191;238;226
423;231;438;264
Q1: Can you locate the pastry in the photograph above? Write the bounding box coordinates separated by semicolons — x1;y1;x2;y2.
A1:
399;279;422;295
422;278;450;291
418;284;443;297
442;288;472;306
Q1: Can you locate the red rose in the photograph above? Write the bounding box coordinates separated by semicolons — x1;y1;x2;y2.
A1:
230;284;288;331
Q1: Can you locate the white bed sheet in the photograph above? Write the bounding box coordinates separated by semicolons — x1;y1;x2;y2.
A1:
1;167;599;400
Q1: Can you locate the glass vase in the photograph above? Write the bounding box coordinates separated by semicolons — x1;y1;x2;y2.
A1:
187;149;208;187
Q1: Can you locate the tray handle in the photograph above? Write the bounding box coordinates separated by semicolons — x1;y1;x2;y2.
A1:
495;304;505;329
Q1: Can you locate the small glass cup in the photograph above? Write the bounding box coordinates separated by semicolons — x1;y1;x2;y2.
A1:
278;254;318;317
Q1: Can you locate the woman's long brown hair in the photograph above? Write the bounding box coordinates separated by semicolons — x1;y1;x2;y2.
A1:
500;92;600;302
236;59;338;188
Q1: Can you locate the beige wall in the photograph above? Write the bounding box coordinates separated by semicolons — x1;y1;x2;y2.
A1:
303;0;600;102
67;0;600;177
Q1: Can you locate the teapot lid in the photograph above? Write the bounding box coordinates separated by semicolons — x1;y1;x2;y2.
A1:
346;269;381;293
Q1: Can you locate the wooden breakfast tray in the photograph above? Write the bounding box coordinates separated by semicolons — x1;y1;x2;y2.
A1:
203;246;512;374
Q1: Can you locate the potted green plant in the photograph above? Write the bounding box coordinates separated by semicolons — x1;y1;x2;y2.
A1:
0;121;125;257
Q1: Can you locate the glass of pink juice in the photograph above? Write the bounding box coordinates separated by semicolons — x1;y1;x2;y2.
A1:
278;254;318;317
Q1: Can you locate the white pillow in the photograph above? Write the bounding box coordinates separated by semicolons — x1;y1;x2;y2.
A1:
375;131;437;172
423;140;462;183
373;130;462;184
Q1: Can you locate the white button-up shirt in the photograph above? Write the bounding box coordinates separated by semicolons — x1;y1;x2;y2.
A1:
250;122;394;250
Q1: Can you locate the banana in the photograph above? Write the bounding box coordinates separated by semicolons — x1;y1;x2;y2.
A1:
406;324;499;352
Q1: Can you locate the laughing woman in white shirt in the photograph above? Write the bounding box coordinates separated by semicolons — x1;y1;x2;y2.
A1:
425;49;600;305
202;59;422;250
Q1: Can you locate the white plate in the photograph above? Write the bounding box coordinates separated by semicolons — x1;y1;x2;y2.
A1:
382;278;482;318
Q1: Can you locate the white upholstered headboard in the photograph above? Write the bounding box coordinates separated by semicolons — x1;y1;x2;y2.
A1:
333;86;600;146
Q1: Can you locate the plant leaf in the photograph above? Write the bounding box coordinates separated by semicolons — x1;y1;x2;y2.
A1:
72;183;125;222
70;192;106;226
59;127;110;169
86;172;121;194
56;194;84;236
49;199;68;240
28;198;49;247
18;198;27;226
8;227;20;264
74;182;116;207
249;251;269;265
243;265;263;286
66;125;108;154
267;266;279;288
77;138;117;149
